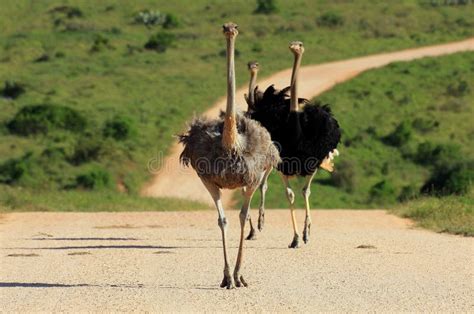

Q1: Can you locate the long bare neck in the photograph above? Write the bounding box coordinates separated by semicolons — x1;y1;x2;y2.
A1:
222;36;239;151
290;53;302;112
248;70;257;107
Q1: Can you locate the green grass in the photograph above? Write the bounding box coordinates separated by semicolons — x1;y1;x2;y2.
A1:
0;185;207;212
0;0;473;211
391;193;474;236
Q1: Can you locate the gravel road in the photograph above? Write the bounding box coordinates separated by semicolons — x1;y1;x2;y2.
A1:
1;210;472;312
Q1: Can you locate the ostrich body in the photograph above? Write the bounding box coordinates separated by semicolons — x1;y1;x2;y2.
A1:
179;23;280;288
247;42;341;248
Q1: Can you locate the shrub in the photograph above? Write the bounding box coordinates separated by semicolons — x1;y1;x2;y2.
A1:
439;99;466;112
369;180;396;203
90;34;113;52
69;137;104;165
75;167;111;190
7;104;87;136
103;116;135;141
413;141;462;168
446;80;469;97
1;81;25;99
135;10;166;27
163;14;179;29
254;0;278;14
49;6;83;19
412;118;439;133
317;12;345;28
0;153;32;184
330;160;356;192
398;185;418;202
144;32;175;52
421;160;473;196
383;121;412;147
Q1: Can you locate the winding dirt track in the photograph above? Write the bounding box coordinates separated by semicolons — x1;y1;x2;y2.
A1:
1;210;473;312
141;38;474;207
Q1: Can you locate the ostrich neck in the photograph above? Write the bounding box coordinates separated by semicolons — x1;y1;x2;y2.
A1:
248;71;257;106
222;36;239;151
225;37;236;117
290;53;302;112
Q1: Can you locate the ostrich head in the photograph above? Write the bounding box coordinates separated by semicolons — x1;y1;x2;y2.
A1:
247;61;259;74
223;22;239;38
289;41;304;56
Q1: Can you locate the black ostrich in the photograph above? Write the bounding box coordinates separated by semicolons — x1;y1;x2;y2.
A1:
248;41;341;248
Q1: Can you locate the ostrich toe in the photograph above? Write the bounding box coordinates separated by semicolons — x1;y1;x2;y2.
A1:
234;273;248;288
288;234;300;248
220;274;235;289
246;227;257;240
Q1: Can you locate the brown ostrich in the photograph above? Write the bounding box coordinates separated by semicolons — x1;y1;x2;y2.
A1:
179;22;280;288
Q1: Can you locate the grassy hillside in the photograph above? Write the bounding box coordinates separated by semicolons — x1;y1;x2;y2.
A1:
0;0;473;211
262;51;474;209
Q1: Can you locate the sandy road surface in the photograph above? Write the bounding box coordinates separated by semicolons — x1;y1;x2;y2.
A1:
141;38;474;207
0;210;472;312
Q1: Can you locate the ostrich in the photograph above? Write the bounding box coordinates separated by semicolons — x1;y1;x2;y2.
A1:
247;42;341;248
179;23;280;288
242;61;281;240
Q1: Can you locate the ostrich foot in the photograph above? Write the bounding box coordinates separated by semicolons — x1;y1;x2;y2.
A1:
258;209;265;231
303;220;311;244
220;274;235;289
233;273;248;288
288;234;300;249
246;227;257;240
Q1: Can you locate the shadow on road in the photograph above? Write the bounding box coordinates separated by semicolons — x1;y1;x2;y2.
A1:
30;237;140;241
0;282;146;288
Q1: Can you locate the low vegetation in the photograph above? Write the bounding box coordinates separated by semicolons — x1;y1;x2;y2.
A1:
391;194;474;236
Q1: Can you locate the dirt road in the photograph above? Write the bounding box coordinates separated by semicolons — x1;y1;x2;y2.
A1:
141;38;474;207
0;210;472;311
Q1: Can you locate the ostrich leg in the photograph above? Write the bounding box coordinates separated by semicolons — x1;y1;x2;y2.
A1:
281;174;299;248
234;185;257;287
201;179;234;289
302;170;317;244
246;166;272;240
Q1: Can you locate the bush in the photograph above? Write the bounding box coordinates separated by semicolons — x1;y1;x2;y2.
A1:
90;34;113;53
103;116;135;141
317;12;345;28
69;137;104;165
49;6;83;19
254;0;278;14
330;160;356;192
413;141;462;167
383;121;412;147
163;14;179;29
0;153;33;184
144;32;175;52
446;80;469;97
421;160;473;196
135;10;166;27
398;185;418;202
412;117;439;133
7;104;87;136
1;81;25;99
370;180;396;203
75;167;111;190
